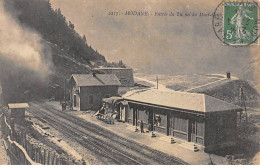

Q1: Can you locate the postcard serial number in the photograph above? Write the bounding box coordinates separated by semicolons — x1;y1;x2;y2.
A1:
108;11;120;16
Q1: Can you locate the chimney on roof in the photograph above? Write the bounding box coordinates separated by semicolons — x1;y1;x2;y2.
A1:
226;72;231;79
92;72;96;77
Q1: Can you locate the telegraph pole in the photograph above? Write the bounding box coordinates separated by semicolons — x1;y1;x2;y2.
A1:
64;79;66;105
156;75;158;89
240;86;247;122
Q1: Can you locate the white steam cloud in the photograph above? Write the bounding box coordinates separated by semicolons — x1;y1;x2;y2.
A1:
0;0;53;77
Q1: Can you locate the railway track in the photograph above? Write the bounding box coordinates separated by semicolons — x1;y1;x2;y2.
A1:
27;107;144;164
27;101;187;165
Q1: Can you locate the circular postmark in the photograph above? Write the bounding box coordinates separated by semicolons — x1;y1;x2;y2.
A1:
212;0;260;46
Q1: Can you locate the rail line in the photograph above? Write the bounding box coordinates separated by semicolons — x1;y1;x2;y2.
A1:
27;107;143;165
28;101;187;165
32;101;187;164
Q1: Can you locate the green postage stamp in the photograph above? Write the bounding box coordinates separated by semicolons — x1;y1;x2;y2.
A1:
223;1;259;45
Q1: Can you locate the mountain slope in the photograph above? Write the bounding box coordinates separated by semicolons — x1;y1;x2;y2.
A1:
4;0;106;64
135;74;259;108
0;0;106;104
191;80;260;107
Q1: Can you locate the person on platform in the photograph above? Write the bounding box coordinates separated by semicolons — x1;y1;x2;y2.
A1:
140;120;144;133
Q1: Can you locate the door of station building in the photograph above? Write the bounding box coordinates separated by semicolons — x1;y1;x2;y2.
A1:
120;106;126;122
73;95;77;107
148;111;154;131
188;119;196;142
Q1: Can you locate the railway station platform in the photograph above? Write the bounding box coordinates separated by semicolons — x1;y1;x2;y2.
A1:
45;101;227;165
78;113;227;165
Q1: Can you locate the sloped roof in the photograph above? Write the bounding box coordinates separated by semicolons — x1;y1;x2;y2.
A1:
102;97;123;104
94;67;132;70
70;74;121;86
8;103;29;109
123;89;242;113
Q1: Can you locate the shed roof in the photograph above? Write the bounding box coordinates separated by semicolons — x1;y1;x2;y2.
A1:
8;103;29;109
123;89;242;113
94;67;132;70
70;74;121;87
102;97;123;105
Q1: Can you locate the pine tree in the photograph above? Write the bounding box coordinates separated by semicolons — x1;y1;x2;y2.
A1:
68;21;75;30
82;35;87;43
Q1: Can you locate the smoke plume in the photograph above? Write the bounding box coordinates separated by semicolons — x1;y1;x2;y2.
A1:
0;0;53;103
0;0;52;76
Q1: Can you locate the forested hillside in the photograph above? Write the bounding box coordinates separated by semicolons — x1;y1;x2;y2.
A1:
0;0;109;104
4;0;106;64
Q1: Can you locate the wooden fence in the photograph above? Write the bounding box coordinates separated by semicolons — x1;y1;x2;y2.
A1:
0;108;86;165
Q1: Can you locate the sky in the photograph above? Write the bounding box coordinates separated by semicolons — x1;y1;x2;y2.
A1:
50;0;258;81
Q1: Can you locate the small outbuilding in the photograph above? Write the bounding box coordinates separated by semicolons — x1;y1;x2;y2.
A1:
68;73;121;111
8;103;29;119
121;89;242;151
93;67;134;87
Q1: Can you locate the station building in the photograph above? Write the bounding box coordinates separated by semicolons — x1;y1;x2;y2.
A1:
120;89;242;151
93;67;134;87
68;73;121;111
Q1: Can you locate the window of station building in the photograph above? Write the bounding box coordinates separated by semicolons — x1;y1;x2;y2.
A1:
196;122;204;137
174;117;187;132
192;121;196;134
170;117;174;128
89;95;94;104
119;78;128;83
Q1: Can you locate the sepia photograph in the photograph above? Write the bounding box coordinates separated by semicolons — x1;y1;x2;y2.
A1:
0;0;260;165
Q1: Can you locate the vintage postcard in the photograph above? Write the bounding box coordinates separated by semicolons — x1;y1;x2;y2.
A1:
0;0;260;165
